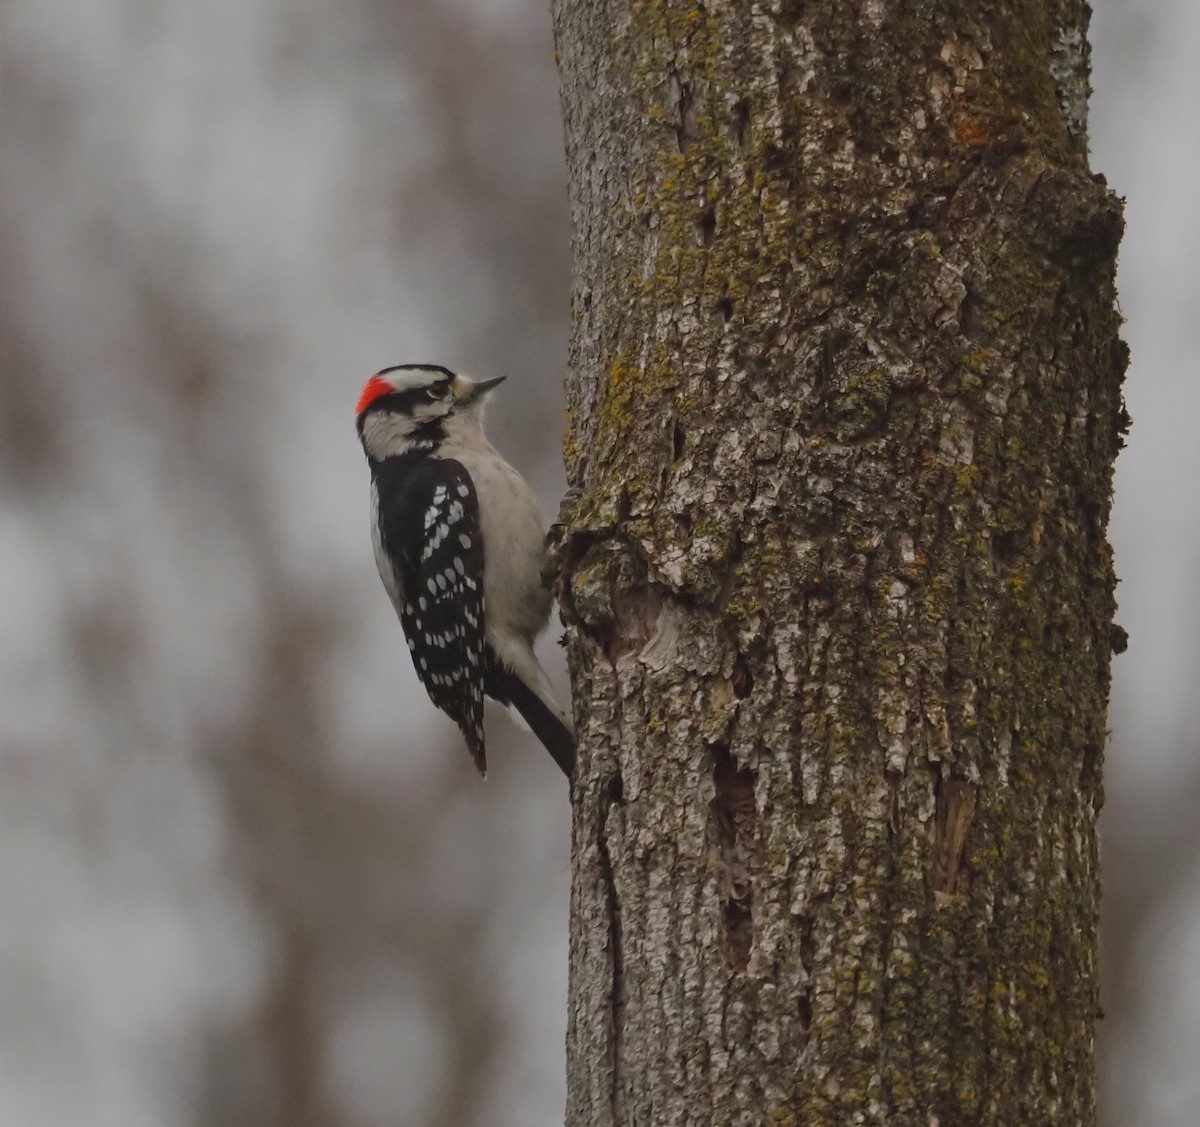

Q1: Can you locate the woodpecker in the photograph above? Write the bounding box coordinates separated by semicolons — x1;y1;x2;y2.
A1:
356;363;575;780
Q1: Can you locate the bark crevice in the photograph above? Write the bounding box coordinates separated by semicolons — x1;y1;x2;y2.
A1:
710;743;757;974
596;772;626;1120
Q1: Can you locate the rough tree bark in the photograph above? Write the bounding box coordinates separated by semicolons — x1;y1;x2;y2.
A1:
551;1;1124;1125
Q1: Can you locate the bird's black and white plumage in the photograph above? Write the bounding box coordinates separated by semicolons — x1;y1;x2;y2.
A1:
356;363;575;780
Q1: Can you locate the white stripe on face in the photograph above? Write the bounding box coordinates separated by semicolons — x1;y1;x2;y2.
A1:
378;366;454;395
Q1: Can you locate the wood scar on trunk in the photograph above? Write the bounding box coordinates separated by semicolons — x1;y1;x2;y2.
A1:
711;745;756;971
930;776;977;903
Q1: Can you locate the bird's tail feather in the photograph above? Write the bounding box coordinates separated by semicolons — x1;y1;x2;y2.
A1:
484;662;575;781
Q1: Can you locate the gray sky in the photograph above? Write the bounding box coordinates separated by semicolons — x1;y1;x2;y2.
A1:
1093;3;1200;1124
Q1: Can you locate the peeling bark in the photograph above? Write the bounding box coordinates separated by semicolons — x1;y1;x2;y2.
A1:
552;1;1123;1124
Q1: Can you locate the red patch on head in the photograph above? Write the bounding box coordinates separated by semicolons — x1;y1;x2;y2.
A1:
356;375;393;416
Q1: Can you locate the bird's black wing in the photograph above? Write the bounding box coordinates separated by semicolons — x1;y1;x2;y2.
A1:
376;457;488;774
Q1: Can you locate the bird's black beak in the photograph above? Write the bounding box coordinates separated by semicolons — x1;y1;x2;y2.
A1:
453;375;507;407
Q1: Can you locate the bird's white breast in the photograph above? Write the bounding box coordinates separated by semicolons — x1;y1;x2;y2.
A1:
370;481;404;609
438;438;551;646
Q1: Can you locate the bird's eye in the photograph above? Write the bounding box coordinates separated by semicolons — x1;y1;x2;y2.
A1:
426;382;450;400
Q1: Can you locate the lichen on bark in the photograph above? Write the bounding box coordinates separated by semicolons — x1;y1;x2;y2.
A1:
552;1;1123;1124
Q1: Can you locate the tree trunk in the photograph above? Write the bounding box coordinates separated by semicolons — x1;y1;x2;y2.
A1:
551;1;1124;1124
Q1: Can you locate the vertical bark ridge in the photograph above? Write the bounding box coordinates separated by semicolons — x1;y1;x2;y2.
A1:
553;0;1121;1123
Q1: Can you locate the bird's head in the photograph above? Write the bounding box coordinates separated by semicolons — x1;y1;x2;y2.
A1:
356;364;505;460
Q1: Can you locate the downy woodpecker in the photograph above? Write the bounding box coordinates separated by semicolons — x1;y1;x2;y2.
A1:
356;364;575;779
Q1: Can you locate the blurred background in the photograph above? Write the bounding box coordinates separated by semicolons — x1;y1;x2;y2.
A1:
0;1;1192;1125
